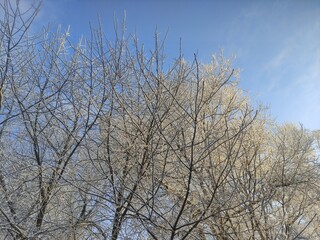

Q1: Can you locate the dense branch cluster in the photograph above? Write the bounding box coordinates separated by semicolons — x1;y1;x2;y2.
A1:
0;1;319;239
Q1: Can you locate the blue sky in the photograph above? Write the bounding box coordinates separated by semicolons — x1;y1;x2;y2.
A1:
34;0;319;130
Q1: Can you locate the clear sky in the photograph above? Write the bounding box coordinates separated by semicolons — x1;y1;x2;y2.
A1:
33;0;319;130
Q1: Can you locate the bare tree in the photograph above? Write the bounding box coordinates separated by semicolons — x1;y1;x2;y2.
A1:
0;2;109;238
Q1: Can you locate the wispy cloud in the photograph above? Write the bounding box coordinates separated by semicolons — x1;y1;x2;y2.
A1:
263;47;291;72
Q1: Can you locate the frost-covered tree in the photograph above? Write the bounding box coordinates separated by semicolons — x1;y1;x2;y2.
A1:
0;1;319;239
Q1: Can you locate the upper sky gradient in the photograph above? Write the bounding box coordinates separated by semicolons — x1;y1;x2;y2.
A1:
34;0;319;130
